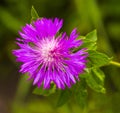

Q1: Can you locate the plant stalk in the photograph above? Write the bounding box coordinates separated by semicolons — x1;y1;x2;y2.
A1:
110;61;120;67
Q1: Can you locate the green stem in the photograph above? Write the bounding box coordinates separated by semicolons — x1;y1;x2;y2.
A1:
110;61;120;67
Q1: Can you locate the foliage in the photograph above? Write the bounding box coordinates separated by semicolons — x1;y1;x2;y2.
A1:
31;6;39;21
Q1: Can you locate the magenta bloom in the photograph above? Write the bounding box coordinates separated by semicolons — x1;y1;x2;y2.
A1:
13;18;88;89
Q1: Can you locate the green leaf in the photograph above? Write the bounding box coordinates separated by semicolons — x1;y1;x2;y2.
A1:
81;41;97;50
77;36;86;40
33;84;56;96
88;50;111;67
56;89;72;107
74;79;88;108
31;6;39;21
80;30;97;50
85;68;106;93
92;68;105;85
86;29;97;41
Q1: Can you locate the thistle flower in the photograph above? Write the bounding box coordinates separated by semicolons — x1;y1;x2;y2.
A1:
13;18;88;89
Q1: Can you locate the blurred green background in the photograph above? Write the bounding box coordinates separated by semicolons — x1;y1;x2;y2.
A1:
0;0;120;113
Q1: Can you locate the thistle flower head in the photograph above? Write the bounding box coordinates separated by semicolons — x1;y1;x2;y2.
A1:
13;18;88;89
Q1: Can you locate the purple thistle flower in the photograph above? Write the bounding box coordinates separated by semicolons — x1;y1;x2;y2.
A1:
13;18;88;89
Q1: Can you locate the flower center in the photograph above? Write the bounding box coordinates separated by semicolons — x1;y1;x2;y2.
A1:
40;38;59;62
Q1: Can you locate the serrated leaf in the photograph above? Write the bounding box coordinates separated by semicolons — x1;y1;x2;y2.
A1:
56;89;71;107
79;30;97;50
86;29;97;41
92;68;105;85
33;84;56;96
88;50;111;67
31;6;39;21
85;68;106;93
81;41;97;50
77;36;86;40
